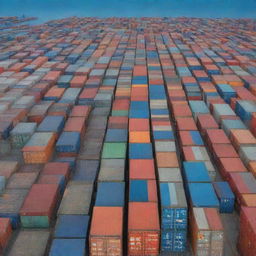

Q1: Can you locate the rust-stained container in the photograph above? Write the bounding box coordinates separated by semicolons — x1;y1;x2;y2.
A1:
22;132;56;163
20;184;59;228
128;202;160;256
90;207;123;256
190;207;224;256
156;152;179;168
0;218;12;253
238;207;256;256
228;172;256;206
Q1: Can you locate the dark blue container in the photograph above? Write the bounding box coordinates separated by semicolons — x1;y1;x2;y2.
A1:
0;213;20;229
37;116;65;134
160;183;187;230
132;76;148;84
149;85;166;99
105;129;128;142
49;239;86;256
151;109;169;116
95;182;125;207
216;84;236;103
54;215;89;238
129;180;156;202
129;101;149;118
188;183;219;208
183;161;211;183
129;109;149;118
153;131;174;140
0;121;13;139
56;132;80;153
129;143;153;159
161;230;187;252
213;182;235;213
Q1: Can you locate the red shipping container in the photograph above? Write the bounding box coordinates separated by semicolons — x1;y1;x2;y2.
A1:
228;172;256;206
64;117;86;135
172;103;192;118
205;129;230;150
41;162;70;181
70;106;91;118
70;75;87;88
108;116;128;129
197;115;219;137
212;144;239;159
42;71;61;83
112;99;130;111
20;184;59;227
251;113;256;137
230;129;256;150
128;202;160;256
129;119;150;131
176;117;197;131
238;207;256;256
0;218;12;253
218;158;247;179
129;159;156;180
90;207;123;256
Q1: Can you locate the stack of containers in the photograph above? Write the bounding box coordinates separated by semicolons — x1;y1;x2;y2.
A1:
150;37;189;253
128;61;160;256
163;33;225;256
89;34;128;256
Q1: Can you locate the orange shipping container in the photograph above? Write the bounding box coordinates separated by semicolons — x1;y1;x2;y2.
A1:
156;152;179;168
128;202;160;256
90;207;123;256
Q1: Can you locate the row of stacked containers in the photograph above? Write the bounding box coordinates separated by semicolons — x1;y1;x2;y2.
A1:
0;17;255;255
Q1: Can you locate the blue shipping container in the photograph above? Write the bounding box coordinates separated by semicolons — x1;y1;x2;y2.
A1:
129;143;153;159
183;161;211;183
56;132;80;153
213;182;235;213
54;215;89;238
95;182;125;207
49;239;86;256
188;183;219;208
160;183;187;230
161;230;187;252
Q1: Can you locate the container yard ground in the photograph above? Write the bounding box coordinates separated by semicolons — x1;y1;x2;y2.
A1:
0;16;256;256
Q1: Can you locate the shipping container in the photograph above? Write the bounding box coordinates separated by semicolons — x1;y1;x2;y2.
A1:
8;230;50;256
54;214;89;238
22;132;56;163
128;202;160;256
96;182;125;206
129;180;158;202
58;182;93;215
213;182;235;213
0;218;12;253
238;207;256;256
188;183;219;208
90;207;123;256
190;208;224;256
20;184;59;228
